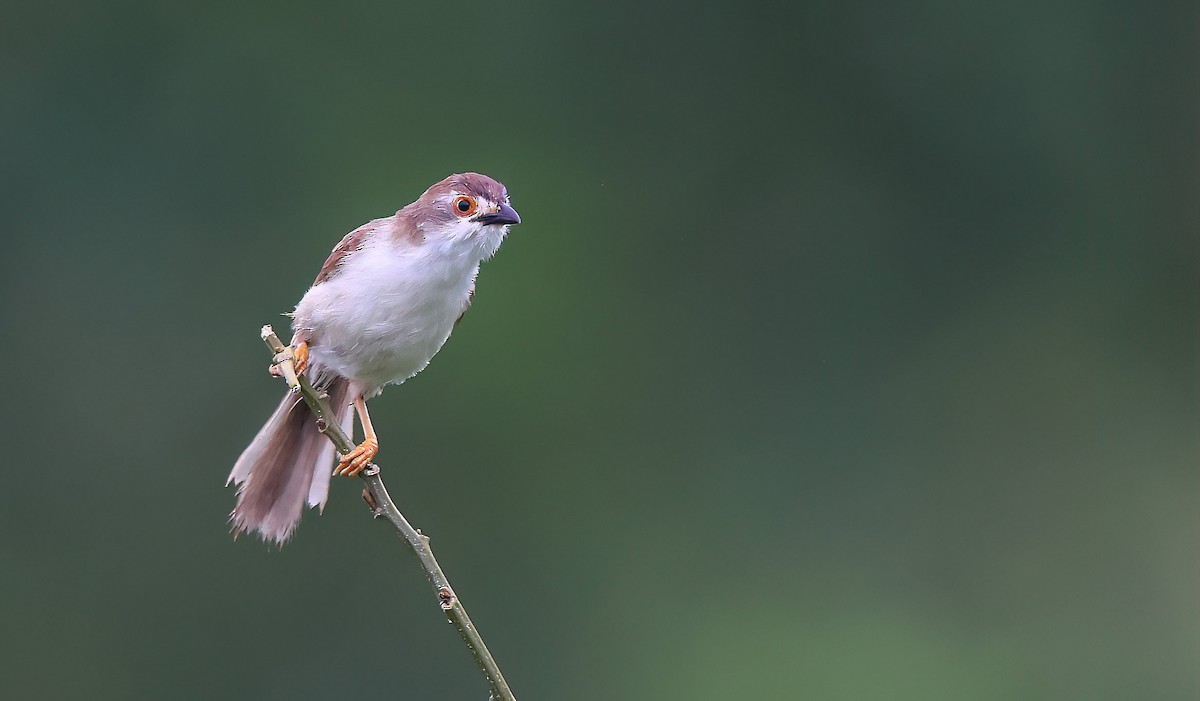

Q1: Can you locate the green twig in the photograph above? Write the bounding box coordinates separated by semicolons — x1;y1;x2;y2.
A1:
260;325;516;701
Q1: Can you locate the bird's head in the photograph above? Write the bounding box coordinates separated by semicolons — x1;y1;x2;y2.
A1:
407;172;520;260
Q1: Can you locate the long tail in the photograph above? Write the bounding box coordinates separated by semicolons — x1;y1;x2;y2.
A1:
228;376;352;544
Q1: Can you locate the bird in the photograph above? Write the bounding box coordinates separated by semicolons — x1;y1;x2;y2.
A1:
227;172;520;544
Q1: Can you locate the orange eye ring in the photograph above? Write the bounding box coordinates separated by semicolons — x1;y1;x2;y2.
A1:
452;196;478;217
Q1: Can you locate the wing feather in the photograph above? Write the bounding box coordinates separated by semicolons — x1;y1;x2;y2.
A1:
312;221;378;287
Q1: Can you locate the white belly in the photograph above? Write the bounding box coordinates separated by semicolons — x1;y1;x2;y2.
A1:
292;237;476;396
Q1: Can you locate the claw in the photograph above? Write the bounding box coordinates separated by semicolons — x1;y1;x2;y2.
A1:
293;341;309;376
268;341;309;378
336;439;378;477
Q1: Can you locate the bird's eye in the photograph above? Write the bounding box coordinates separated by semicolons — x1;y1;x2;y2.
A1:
452;196;478;217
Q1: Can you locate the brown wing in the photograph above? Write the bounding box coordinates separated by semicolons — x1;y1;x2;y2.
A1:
290;222;378;348
312;221;378;287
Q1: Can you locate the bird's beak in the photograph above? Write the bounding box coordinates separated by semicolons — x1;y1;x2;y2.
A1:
477;203;521;226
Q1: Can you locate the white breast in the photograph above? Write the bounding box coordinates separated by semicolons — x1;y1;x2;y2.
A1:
293;231;478;396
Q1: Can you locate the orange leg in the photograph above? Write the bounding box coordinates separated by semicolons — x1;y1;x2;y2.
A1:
335;396;379;477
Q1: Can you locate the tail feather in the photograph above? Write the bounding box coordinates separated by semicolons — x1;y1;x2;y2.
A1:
229;376;352;544
307;400;353;511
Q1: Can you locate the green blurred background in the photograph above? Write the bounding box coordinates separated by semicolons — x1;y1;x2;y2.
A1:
2;1;1195;699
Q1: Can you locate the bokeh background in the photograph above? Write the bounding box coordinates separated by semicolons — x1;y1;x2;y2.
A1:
2;1;1195;699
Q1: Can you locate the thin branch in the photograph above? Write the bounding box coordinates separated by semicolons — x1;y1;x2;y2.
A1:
260;325;517;701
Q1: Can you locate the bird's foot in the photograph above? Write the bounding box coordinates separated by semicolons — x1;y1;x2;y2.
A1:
269;341;309;377
336;439;378;477
292;341;309;375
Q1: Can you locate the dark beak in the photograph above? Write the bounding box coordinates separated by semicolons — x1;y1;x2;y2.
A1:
477;203;521;226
